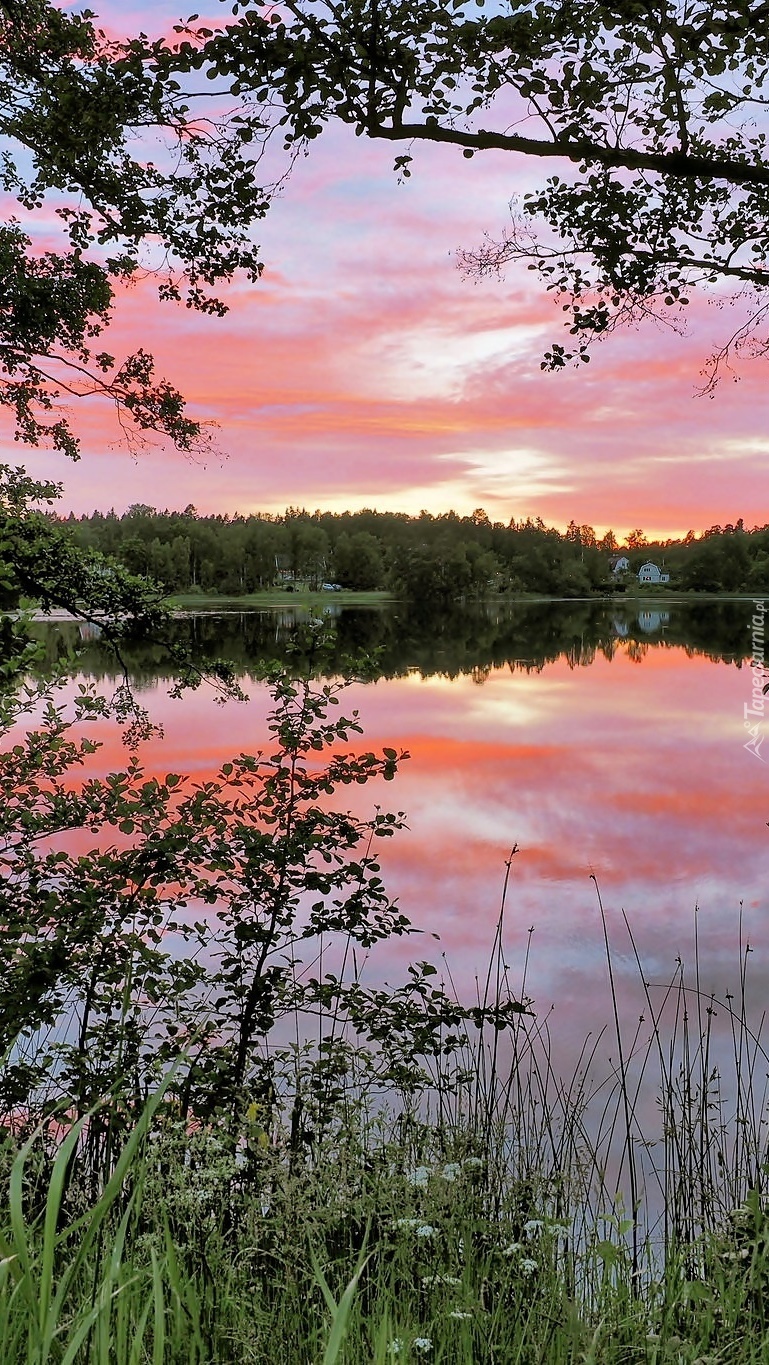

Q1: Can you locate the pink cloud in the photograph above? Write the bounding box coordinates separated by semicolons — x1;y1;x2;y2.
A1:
2;12;766;534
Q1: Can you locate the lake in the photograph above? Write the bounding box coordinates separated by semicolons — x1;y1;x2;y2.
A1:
34;597;769;1052
18;594;769;1237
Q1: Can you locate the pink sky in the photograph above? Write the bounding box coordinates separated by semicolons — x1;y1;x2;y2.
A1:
10;2;769;538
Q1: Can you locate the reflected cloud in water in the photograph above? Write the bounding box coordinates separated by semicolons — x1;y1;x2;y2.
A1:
29;599;769;1061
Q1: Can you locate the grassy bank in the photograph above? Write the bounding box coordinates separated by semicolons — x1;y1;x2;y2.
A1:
165;588;393;610
163;587;765;614
3;935;769;1364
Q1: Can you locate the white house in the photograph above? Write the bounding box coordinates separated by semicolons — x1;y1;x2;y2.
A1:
611;555;630;574
637;561;670;584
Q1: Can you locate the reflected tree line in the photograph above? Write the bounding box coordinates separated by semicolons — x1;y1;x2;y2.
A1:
32;600;759;689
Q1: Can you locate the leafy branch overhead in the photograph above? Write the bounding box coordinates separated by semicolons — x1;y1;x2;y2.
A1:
179;0;769;375
3;0;769;454
0;1;270;455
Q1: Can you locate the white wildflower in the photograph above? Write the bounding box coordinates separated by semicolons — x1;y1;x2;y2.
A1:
523;1219;544;1239
501;1241;523;1257
387;1340;403;1356
408;1165;431;1188
520;1258;538;1275
449;1310;473;1320
413;1338;433;1353
463;1156;484;1170
422;1273;460;1286
441;1162;462;1182
393;1218;437;1238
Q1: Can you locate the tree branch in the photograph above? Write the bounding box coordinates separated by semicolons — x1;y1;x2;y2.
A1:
368;119;769;190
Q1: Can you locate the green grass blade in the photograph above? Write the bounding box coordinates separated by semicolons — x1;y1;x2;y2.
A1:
39;1113;90;1348
311;1231;370;1365
151;1243;167;1365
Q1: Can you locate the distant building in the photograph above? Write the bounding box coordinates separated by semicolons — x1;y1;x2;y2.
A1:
610;555;630;574
637;561;670;584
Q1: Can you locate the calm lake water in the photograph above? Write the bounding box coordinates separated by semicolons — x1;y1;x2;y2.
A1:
33;598;769;1074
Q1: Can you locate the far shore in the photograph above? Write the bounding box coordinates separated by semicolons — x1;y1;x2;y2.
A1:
14;587;765;622
163;587;765;612
164;588;394;610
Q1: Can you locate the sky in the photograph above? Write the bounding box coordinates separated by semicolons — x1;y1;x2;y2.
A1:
9;1;769;539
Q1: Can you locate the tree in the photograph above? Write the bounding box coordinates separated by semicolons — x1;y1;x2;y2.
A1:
0;2;286;673
181;0;769;378
4;0;767;473
1;655;523;1139
333;530;384;589
626;529;649;551
282;519;329;588
0;1;267;459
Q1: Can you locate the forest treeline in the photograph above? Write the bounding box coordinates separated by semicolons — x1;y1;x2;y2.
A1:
64;505;769;599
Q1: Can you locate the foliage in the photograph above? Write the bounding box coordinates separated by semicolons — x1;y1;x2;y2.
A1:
0;470;250;712
0;0;271;457
0;652;530;1145
3;0;769;444
154;0;769;376
3;888;769;1361
59;501;769;601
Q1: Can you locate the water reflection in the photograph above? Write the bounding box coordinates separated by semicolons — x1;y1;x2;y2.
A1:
637;609;669;633
32;597;759;689
25;601;769;1082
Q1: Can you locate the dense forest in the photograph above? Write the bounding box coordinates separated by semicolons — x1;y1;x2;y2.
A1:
64;505;769;600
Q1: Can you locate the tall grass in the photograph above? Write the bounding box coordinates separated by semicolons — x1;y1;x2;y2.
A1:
3;898;769;1363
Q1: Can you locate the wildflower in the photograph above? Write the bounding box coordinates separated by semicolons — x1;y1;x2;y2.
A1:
501;1241;523;1257
449;1310;473;1320
422;1273;460;1286
413;1338;433;1353
441;1162;462;1182
387;1340;403;1356
523;1219;544;1239
408;1165;431;1187
520;1258;538;1274
393;1218;437;1238
463;1156;484;1169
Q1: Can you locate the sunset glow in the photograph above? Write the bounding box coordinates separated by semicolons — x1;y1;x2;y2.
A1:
8;1;768;536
